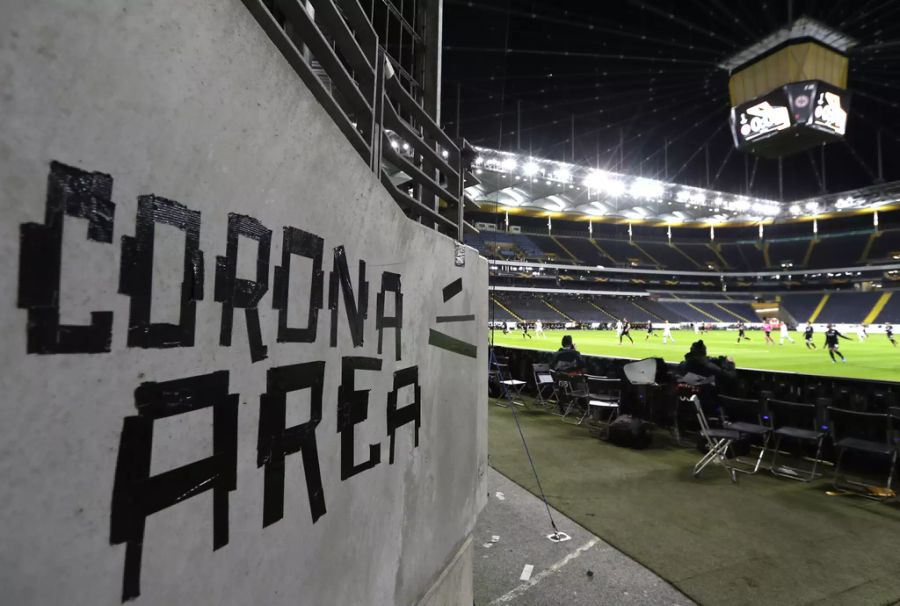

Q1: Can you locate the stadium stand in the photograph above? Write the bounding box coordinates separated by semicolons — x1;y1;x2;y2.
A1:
813;291;882;323
867;229;900;262
807;233;871;268
719;242;766;271
494;294;568;321
768;238;810;268
556;237;610;265
781;293;830;322
636;241;698;271
874;292;900;322
551;297;615;322
674;242;723;269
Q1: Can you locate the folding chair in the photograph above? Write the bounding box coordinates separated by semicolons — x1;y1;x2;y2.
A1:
556;372;590;424
532;363;559;410
718;394;772;475
690;395;738;482
828;407;898;500
493;355;526;406
767;397;828;482
586;375;621;437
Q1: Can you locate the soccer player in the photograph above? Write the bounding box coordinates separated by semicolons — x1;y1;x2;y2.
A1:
692;322;700;335
645;321;657;340
779;321;795;345
855;324;867;342
535;319;545;338
886;322;897;347
762;319;774;345
620;318;634;344
662;320;675;344
824;324;850;363
522;322;532;339
803;322;816;349
615;319;623;341
736;321;750;343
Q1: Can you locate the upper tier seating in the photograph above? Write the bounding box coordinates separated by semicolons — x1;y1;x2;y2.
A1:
768;239;810;268
594;239;658;266
867;229;900;262
556;237;610;265
675;243;723;269
718;242;765;271
495;295;568;321
807;233;871;268
636;241;698;271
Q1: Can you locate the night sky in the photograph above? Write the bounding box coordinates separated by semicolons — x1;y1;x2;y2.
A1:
441;0;900;201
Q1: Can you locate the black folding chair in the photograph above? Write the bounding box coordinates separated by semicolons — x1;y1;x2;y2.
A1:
828;407;898;500
767;398;828;482
586;375;621;437
718;394;772;475
493;355;526;406
555;372;590;423
532;363;559;410
690;395;738;482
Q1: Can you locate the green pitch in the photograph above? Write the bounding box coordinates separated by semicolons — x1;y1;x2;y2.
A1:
491;328;900;383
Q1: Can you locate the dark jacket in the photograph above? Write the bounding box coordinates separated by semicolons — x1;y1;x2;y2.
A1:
550;347;585;373
678;352;736;381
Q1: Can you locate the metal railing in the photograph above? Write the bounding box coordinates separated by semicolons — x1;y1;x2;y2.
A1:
243;0;473;241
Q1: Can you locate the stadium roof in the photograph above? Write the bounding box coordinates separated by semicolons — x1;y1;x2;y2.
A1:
464;146;900;225
443;0;900;202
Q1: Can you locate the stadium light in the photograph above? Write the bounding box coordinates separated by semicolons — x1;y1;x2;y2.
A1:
390;140;399;149
500;158;517;172
874;210;879;227
675;189;691;203
523;160;540;177
629;178;665;200
553;168;572;183
789;204;801;215
582;169;605;190
604;178;627;197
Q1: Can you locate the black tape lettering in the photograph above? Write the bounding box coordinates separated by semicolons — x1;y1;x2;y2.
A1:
272;226;324;343
110;371;238;602
119;195;204;348
17;161;114;353
442;277;463;302
215;213;271;362
338;356;382;480
258;361;326;527
376;272;403;361
328;246;368;348
386;366;421;464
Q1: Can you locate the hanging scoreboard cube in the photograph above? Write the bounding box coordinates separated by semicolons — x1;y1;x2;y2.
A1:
722;19;856;158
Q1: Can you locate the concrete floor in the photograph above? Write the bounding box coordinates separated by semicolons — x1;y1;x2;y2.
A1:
473;468;693;606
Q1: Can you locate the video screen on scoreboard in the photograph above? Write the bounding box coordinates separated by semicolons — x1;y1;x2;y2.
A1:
730;88;791;146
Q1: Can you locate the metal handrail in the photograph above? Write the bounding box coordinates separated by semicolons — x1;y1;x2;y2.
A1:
244;0;472;242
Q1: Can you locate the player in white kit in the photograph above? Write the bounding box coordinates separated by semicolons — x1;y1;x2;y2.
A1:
855;324;867;341
779;321;795;344
534;319;545;338
662;320;674;344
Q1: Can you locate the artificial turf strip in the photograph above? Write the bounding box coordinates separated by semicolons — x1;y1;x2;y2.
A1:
488;403;900;606
491;329;900;383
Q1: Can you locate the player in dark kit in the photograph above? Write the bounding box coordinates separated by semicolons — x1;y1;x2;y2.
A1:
521;322;532;339
620;318;634;344
886;323;897;347
803;322;816;349
824;324;850;363
736;321;750;343
644;322;657;340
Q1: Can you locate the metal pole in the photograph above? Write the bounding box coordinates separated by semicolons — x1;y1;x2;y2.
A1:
517;100;522;151
664;138;668;180
744;154;749;194
455;83;461;140
705;145;710;187
821;144;827;192
619;129;624;171
570;114;575;162
778;157;784;201
877;129;884;182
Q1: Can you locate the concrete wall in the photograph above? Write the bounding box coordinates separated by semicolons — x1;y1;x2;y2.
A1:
0;1;487;604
